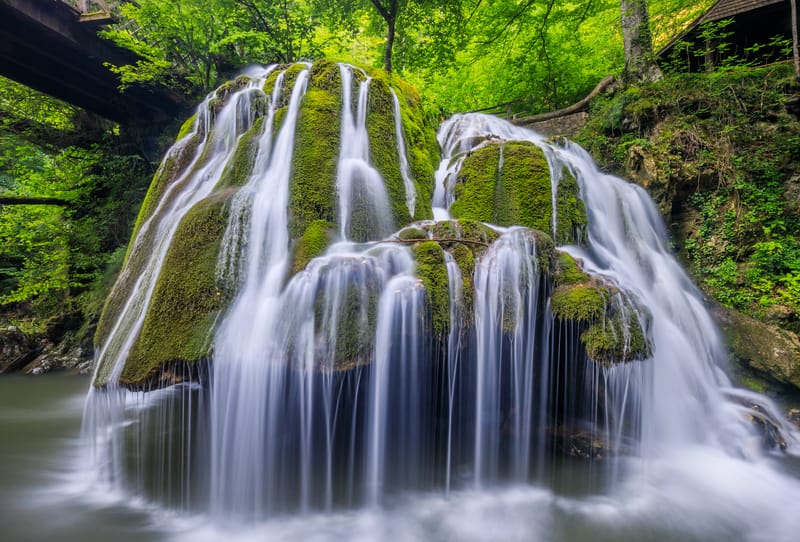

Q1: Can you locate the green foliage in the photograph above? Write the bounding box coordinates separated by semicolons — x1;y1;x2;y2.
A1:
102;0;321;94
579;63;800;331
0;77;152;338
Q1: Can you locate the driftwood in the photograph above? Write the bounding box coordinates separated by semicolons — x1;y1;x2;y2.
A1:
514;75;616;126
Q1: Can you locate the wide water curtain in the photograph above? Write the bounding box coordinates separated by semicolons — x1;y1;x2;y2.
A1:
85;61;796;525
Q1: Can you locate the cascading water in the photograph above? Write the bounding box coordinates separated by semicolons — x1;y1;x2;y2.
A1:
81;64;800;541
336;64;395;241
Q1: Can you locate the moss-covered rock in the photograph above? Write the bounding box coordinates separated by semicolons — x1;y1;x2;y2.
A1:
412;241;451;337
217;117;265;189
712;304;800;390
550;251;650;365
365;74;434;227
313;263;379;371
581;313;650;367
117;191;233;386
288;64;341;240
176;113;197;141
551;283;607;322
450;141;586;244
293;220;334;274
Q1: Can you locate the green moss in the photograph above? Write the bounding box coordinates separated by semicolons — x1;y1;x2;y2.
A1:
119;191;233;385
581;313;650;366
217;117;264;189
211;75;253;115
176;113;197;141
310;59;342;92
555;167;587;244
551;283;607;322
413;241;451;337
555;251;589;286
450;142;586;244
95;132;204;347
397;226;427;240
738;375;768;393
293;220;333;274
365;75;407;229
288;82;341;240
314;270;379;370
450;242;475;324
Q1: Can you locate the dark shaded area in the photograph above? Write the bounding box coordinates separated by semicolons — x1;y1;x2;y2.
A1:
0;0;182;124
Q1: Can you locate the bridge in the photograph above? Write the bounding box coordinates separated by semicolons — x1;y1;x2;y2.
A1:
0;0;183;124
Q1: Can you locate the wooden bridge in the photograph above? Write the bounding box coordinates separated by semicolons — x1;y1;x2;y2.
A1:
0;0;182;124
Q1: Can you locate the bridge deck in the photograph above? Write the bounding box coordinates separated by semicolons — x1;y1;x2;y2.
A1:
0;0;182;124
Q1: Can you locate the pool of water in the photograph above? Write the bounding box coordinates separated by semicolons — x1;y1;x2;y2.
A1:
3;374;800;542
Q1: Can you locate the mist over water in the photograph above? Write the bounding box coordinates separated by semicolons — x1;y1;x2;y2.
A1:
54;69;800;541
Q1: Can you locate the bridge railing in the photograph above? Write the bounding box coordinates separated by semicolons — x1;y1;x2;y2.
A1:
60;0;110;14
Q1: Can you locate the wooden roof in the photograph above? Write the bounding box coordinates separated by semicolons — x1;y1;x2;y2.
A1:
700;0;785;23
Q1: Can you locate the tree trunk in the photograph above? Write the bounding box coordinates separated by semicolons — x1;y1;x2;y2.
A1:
370;0;399;74
384;15;396;75
791;0;799;80
620;0;662;83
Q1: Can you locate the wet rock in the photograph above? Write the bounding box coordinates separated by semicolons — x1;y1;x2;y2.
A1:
0;327;33;373
711;304;800;391
787;408;800;429
20;340;92;376
746;404;787;451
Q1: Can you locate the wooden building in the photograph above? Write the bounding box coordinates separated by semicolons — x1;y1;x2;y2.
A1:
659;0;797;71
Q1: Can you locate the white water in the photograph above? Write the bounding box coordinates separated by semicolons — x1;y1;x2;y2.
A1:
336;64;395;241
390;88;417;217
78;73;800;541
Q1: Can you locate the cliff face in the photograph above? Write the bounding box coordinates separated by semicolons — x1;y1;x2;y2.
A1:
577;63;800;391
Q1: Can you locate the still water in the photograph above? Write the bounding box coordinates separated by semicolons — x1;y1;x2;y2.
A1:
3;374;800;541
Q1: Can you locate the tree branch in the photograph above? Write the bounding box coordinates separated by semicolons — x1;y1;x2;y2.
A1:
0;196;70;206
480;0;536;46
514;75;615;125
388;236;490;247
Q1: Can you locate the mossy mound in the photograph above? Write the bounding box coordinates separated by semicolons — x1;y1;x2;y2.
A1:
551;251;651;365
581;313;650;367
312;260;380;371
96;60;441;386
287;60;438;244
288;62;342;240
407;222;551;336
449;141;586;244
113;191;233;387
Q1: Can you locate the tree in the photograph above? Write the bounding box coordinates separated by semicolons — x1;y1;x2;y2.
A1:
102;0;319;94
369;0;400;74
620;0;662;83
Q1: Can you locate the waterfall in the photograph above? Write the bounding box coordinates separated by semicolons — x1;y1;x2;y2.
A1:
82;69;800;539
336;64;394;241
391;88;417;218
